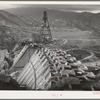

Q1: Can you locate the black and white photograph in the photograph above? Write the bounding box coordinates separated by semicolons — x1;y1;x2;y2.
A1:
0;2;100;92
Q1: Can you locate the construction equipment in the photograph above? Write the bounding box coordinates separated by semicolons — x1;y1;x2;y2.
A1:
40;11;52;43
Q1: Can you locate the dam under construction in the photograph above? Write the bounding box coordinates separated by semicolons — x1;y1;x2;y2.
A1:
0;11;100;90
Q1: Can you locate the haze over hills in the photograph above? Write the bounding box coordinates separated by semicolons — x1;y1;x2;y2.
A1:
0;10;30;27
5;7;100;34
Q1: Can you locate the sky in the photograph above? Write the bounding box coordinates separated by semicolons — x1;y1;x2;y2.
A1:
0;4;18;9
1;4;100;13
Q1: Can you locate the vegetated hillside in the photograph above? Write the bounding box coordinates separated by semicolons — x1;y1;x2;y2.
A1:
0;10;38;50
2;8;100;51
5;7;100;35
0;25;35;51
0;10;30;27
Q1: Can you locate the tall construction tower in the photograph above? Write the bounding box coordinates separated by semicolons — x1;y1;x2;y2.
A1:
40;11;52;43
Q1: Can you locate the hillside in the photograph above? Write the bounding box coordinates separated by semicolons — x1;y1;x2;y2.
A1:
0;10;37;50
0;25;35;51
0;10;30;27
0;7;99;52
5;7;100;35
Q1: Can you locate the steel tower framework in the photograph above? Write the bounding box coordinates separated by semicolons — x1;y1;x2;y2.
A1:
40;11;52;43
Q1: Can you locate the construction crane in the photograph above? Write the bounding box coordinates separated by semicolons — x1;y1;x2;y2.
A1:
40;11;52;43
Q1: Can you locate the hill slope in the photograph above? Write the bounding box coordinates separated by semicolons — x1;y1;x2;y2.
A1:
0;10;30;27
5;7;100;34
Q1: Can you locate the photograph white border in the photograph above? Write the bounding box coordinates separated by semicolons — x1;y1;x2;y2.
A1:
0;1;100;99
